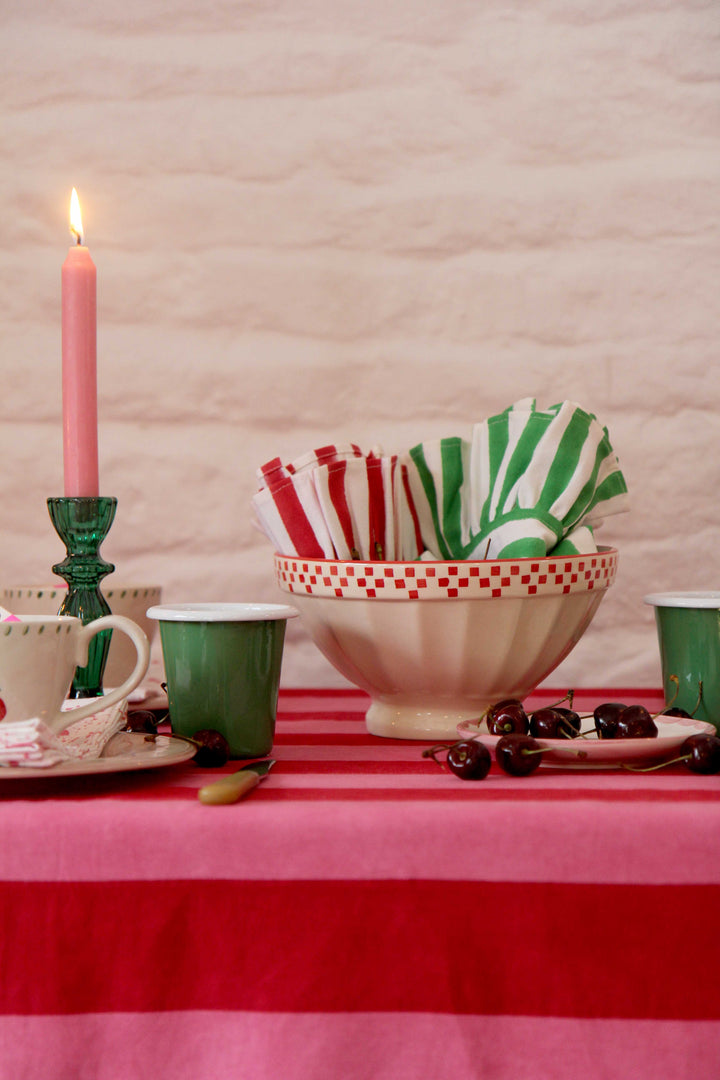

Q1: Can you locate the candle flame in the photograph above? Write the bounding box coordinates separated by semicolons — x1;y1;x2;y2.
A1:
69;188;84;245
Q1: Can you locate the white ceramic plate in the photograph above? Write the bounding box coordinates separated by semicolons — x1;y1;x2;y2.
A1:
0;732;195;779
457;715;716;769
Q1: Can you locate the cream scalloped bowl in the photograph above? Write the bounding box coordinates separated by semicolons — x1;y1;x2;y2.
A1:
275;548;618;740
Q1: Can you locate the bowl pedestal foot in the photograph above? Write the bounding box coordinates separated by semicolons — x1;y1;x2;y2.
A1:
365;699;497;741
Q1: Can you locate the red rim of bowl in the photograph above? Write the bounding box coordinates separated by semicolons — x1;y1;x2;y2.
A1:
274;547;618;601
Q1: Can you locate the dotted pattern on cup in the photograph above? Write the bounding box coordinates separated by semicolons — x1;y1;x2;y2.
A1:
2;622;74;637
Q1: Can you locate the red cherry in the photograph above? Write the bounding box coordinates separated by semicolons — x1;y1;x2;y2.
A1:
192;729;231;767
495;734;545;776
486;700;529;736
615;705;658;739
446;740;492;780
0;698;6;722
681;734;720;774
529;707;581;739
593;701;627;739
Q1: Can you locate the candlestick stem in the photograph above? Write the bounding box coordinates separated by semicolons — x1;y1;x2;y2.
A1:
47;496;117;698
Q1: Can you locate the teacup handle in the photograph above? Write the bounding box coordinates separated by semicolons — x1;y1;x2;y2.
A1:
49;614;151;733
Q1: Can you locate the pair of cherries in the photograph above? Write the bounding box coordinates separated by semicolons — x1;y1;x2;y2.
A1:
430;734;546;778
428;730;720;780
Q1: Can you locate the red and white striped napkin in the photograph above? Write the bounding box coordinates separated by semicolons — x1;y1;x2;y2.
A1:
253;444;423;561
0;700;127;768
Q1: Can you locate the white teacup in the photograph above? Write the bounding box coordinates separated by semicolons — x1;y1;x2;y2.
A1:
1;584;161;688
0;614;150;733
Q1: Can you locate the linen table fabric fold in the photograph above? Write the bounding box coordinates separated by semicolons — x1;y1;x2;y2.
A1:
0;688;717;1080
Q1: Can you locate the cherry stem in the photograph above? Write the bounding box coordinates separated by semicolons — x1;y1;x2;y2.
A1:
691;680;704;717
421;743;453;766
653;675;679;718
522;745;590;760
548;689;574;710
622;753;691;773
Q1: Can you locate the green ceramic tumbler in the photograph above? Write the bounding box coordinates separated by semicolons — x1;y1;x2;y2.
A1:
147;603;298;758
644;592;720;731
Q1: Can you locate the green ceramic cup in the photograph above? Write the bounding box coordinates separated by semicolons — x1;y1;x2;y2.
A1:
147;603;298;758
644;592;720;731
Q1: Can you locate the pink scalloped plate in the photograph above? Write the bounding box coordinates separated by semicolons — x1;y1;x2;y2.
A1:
457;715;716;769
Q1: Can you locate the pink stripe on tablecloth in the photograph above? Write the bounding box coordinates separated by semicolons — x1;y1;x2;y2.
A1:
0;792;718;885
0;1012;717;1080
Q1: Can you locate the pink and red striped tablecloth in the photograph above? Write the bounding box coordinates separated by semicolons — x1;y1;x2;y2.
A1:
0;687;718;1080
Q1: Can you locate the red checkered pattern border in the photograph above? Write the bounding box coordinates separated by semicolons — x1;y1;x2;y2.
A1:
274;549;618;600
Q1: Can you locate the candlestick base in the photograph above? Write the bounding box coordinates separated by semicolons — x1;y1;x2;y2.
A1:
47;496;117;698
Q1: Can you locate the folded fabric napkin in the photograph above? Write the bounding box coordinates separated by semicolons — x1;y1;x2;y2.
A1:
0;700;127;769
252;401;628;562
405;399;629;560
252;443;423;561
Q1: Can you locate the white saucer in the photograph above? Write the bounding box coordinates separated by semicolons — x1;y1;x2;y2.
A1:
0;732;195;779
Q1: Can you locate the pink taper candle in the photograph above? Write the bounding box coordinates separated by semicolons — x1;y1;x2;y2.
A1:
62;188;99;497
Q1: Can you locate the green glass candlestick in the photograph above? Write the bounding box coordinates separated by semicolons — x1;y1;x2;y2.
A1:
47;496;117;698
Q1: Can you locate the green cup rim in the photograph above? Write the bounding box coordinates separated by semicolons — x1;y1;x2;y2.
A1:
146;602;298;623
644;591;720;610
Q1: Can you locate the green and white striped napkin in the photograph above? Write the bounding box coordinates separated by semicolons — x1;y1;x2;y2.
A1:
405;399;628;560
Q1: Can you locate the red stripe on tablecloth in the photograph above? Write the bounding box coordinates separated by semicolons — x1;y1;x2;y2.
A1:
263;759;696;776
277;711;372;722
4;783;714;804
4;782;715;805
1;759;716;803
242;784;720;802
271;759;453;772
274;732;434;745
1;879;718;1019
